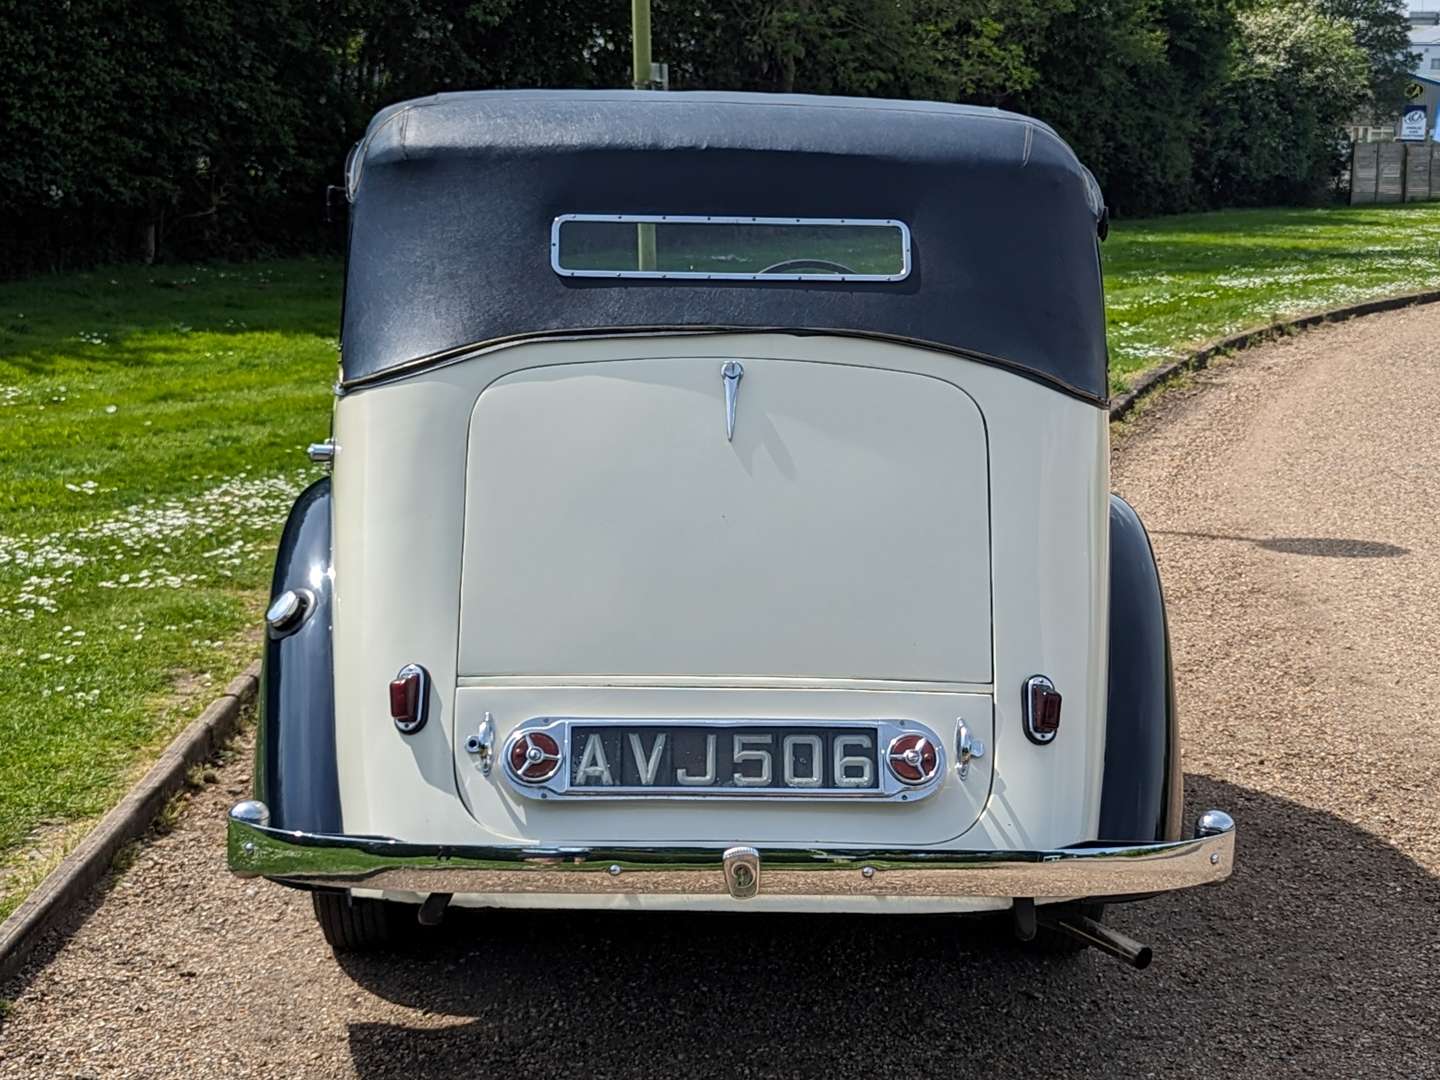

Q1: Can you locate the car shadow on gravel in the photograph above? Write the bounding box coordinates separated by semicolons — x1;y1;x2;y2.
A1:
340;775;1439;1080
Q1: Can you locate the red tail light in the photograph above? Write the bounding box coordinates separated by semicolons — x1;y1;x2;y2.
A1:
885;733;939;785
389;664;430;734
508;732;563;783
1023;675;1062;744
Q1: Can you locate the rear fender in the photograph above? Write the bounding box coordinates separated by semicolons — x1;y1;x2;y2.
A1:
1098;494;1183;843
254;478;341;833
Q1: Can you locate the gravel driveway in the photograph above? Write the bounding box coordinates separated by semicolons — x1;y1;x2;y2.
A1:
3;307;1438;1079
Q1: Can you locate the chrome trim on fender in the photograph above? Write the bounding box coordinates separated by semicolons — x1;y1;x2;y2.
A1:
497;717;947;803
226;802;1236;901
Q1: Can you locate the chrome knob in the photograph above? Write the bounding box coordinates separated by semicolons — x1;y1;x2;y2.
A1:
307;440;335;465
230;800;270;827
1194;809;1234;839
265;589;313;635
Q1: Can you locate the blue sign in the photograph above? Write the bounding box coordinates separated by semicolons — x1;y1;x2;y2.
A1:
1401;104;1428;142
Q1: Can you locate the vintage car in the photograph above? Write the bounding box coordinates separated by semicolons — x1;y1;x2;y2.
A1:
227;90;1235;966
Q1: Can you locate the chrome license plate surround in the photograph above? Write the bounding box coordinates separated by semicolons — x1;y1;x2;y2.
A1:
497;717;947;803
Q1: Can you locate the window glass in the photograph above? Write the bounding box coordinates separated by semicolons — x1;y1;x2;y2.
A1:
552;215;910;281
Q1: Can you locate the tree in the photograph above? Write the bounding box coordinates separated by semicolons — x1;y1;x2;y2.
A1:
1200;1;1370;206
0;0;1402;274
1314;0;1415;120
0;0;335;267
903;0;1059;105
1014;0;1233;216
653;1;928;96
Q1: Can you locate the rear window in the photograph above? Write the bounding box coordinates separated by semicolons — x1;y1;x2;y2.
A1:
551;215;911;282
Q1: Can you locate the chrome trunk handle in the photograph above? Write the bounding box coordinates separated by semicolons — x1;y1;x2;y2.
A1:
956;720;986;780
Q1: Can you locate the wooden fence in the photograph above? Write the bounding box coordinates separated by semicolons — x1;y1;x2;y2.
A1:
1350;142;1440;203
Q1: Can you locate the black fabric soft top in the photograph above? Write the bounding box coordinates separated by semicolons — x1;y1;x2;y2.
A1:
342;90;1109;403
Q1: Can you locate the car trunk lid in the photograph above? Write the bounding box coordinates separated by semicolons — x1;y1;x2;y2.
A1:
452;354;994;845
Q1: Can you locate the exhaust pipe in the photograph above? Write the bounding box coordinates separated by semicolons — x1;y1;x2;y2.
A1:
417;891;452;927
1041;912;1153;969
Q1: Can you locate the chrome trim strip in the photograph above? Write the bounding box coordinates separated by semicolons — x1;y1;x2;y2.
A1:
549;215;913;282
496;717;947;803
227;804;1236;900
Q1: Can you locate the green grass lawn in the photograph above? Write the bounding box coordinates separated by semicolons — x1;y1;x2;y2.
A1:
0;260;339;917
1;201;1438;920
1103;203;1440;389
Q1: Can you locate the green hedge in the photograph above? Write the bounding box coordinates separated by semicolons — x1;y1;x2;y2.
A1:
0;0;1411;274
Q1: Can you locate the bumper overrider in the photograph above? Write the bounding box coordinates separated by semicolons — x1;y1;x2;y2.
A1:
227;802;1235;902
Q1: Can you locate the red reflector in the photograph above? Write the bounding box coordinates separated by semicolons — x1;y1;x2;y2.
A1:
389;673;418;722
1023;675;1062;744
884;733;939;785
389;664;429;733
508;732;562;783
1032;691;1061;733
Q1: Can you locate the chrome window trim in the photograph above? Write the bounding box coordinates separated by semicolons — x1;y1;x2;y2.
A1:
497;716;947;803
550;214;913;282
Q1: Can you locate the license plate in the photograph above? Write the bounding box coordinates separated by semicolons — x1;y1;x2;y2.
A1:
570;724;879;791
499;718;947;802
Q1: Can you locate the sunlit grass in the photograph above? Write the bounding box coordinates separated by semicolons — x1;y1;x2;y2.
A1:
1104;203;1440;391
0;259;339;918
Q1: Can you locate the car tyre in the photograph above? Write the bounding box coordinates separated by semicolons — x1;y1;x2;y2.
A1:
311;890;408;952
1026;902;1106;955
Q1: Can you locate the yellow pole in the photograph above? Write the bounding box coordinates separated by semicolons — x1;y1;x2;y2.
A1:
631;0;652;90
631;0;657;270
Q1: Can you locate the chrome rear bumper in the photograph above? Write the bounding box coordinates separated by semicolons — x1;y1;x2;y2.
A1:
227;802;1235;902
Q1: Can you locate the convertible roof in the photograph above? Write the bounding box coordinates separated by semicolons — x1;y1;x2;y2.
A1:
342;90;1109;403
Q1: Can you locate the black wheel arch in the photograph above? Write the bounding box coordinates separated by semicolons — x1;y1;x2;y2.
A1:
254;477;342;834
1098;494;1184;843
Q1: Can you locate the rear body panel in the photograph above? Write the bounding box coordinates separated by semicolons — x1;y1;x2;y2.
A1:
329;333;1108;876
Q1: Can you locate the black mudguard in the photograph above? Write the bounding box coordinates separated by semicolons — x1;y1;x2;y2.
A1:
254;478;342;834
1098;495;1184;843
